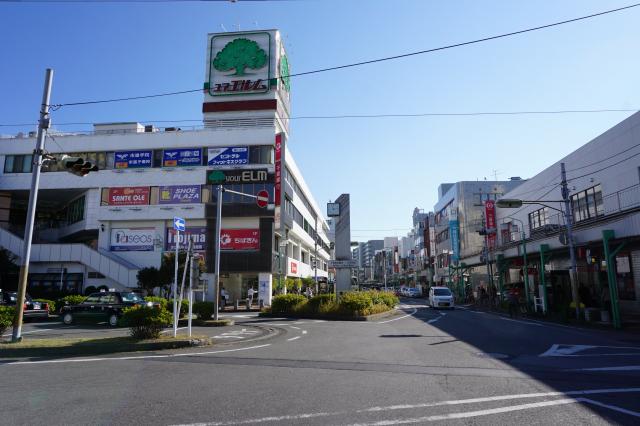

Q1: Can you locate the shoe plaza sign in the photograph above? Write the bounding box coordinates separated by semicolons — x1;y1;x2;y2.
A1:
207;32;271;96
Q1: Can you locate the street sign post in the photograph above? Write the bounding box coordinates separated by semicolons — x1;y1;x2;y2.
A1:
172;216;185;337
256;190;269;208
328;259;357;269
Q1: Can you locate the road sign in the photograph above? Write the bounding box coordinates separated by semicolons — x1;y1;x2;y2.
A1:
173;216;185;232
256;190;269;208
328;259;357;269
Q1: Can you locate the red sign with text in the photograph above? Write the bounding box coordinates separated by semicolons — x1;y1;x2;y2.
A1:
220;229;260;251
290;261;297;274
107;187;150;206
485;200;497;250
274;134;282;206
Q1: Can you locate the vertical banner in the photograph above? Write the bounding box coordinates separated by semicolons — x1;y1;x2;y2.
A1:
274;133;283;230
485;200;497;250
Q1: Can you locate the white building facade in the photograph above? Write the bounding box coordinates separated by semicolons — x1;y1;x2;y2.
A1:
0;29;330;304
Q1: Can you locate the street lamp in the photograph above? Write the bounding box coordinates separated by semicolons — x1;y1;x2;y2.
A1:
502;216;531;309
496;196;580;320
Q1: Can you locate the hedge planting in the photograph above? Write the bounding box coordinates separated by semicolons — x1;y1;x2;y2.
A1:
120;305;172;339
192;302;215;320
144;296;169;310
56;295;86;312
0;306;14;336
270;294;308;314
33;299;56;314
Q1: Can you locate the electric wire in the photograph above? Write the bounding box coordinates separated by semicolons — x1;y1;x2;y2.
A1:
43;2;640;108
1;108;637;128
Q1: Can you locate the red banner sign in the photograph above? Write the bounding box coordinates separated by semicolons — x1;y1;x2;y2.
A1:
108;187;150;206
485;200;497;250
290;261;297;274
274;134;282;207
220;229;260;251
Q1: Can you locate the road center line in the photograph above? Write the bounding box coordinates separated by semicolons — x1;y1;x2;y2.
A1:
287;336;301;341
2;344;272;366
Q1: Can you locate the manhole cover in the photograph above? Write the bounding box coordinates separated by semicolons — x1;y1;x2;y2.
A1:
476;352;510;359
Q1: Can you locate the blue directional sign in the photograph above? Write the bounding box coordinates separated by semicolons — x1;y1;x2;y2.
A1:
173;216;185;232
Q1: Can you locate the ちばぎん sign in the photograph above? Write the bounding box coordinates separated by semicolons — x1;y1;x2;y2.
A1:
220;229;260;250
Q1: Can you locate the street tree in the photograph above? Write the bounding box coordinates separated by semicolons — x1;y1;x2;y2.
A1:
213;38;267;76
137;267;161;294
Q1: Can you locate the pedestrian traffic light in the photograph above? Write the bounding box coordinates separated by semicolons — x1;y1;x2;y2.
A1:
60;155;98;176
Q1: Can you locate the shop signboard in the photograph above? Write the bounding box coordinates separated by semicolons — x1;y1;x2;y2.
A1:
274;134;283;229
166;227;207;251
207;147;249;166
114;150;152;169
159;185;201;204
485;200;497;250
162;148;202;167
206;169;269;185
220;229;260;251
207;32;271;96
449;219;460;262
107;187;150;206
110;228;155;252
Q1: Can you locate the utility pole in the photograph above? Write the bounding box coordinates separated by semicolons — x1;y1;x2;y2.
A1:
12;69;53;343
213;184;223;320
561;162;581;320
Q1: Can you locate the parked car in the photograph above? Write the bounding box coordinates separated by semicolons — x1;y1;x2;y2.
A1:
407;288;421;298
429;286;455;309
60;291;151;327
0;290;49;321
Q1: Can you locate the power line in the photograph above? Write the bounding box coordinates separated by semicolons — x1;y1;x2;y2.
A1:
46;2;640;108
1;108;637;127
566;140;640;173
567;150;640;183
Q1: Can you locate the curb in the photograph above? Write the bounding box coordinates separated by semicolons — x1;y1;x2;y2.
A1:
258;309;395;322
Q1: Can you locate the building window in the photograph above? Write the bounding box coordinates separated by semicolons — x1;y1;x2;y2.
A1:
4;154;33;173
65;196;85;225
249;146;274;164
570;184;603;223
528;207;549;230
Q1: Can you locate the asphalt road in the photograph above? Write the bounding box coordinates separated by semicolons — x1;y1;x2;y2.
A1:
1;298;640;425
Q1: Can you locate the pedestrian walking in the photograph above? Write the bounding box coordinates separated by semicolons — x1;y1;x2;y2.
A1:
306;287;313;298
247;287;255;306
508;288;519;318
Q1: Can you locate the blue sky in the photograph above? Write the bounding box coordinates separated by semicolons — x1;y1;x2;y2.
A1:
2;0;640;241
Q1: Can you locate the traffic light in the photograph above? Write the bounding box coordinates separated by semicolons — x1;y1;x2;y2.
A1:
60;155;98;176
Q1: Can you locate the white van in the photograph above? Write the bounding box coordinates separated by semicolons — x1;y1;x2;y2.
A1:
429;286;454;309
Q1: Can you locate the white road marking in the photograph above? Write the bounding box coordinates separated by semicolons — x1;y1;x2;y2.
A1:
172;387;640;426
581;398;640;418
427;314;445;325
289;326;301;330
313;320;327;323
161;327;187;334
540;344;640;357
2;328;55;338
302;330;307;334
2;344;272;366
287;336;301;341
377;308;417;324
499;317;544;326
570;365;640;372
348;399;580;425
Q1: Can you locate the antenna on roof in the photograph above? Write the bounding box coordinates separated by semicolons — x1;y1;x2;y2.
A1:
220;24;227;32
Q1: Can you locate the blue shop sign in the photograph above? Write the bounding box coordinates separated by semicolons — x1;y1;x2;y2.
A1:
163;148;202;167
207;147;249;166
114;150;152;169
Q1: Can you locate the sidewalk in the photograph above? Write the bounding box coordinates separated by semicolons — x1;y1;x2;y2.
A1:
460;302;640;336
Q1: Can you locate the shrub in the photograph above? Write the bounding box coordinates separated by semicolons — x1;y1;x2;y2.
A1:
33;298;56;314
192;302;215;320
56;295;86;312
339;292;373;315
271;294;308;314
171;298;190;317
0;306;14;335
369;291;399;308
361;303;392;316
144;296;169;310
120;305;172;339
84;286;97;296
306;294;336;314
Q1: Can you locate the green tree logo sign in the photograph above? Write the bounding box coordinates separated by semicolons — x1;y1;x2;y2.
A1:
213;38;268;76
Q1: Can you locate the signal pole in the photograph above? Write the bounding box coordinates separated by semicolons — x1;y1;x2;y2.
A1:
12;69;53;343
561;162;581;320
